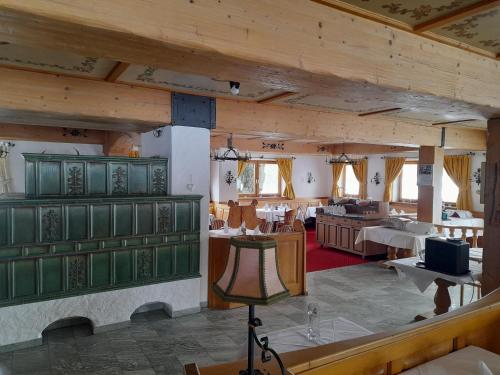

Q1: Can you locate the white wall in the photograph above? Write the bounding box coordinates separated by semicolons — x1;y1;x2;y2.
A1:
142;127;210;304
1;140;103;193
292;155;332;197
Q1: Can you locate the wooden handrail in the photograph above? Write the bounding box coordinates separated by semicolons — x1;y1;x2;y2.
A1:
436;224;482;248
196;288;500;374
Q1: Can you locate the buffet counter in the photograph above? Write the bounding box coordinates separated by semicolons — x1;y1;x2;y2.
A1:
316;213;387;257
208;229;306;309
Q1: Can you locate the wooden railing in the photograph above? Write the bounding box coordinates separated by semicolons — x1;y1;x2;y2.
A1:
186;288;500;374
435;224;482;248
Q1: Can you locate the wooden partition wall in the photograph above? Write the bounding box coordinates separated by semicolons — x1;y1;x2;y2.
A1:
193;288;500;374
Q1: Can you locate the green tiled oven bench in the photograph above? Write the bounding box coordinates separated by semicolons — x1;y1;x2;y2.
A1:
0;195;201;307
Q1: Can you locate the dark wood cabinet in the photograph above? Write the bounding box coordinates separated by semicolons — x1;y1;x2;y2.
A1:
315;214;387;258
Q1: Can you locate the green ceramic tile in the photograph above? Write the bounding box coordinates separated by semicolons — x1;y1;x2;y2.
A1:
0;208;8;246
0;248;21;259
129;164;148;194
103;239;121;249
87;162;107;195
157;246;173;278
136;203;154;235
192;201;200;231
0;262;8;301
91;204;111;239
174;244;190;275
38;161;62;196
67;255;87;290
64;162;85;195
66;205;88;241
26;246;50;256
12;207;36;245
136;248;153;280
183;233;199;242
91;253;110;287
146;236;162;245
175;202;191;232
114;250;133;284
54;243;76;253
13;259;37;298
124;238;142;247
79;241;99;251
25;160;36;196
114;204;132;237
42;257;63;294
151;164;167;195
190;243;200;274
111;163;128;195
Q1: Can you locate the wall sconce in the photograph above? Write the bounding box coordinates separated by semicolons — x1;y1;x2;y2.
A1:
472;168;481;185
306;172;315;184
186;174;195;192
224;170;236;186
370;172;382;185
0;142;14;158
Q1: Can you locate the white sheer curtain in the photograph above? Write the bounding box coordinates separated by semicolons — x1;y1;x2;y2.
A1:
0;144;12;194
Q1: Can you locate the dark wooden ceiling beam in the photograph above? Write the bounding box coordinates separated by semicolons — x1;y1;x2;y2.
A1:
414;0;500;33
105;62;130;82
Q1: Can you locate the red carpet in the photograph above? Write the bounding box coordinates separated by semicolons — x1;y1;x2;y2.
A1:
306;229;370;272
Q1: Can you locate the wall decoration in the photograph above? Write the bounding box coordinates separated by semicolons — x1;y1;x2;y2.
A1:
158;206;171;233
370;172;382;185
67;166;84;195
112;166;127;194
62;128;88;138
42;209;60;242
68;256;87;290
152;168;167;194
306;172;316;184
137;249;153;279
224;170;236;186
473;168;481;185
262;142;285;151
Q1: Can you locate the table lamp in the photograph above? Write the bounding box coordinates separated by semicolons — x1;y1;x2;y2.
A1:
213;235;289;375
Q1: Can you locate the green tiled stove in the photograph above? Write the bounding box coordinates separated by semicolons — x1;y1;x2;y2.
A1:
0;154;201;308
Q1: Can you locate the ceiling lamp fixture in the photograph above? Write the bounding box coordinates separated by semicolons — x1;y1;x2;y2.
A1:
229;81;240;95
211;134;251;162
325;144;360;165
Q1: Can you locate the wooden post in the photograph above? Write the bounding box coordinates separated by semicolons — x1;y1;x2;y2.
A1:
417;146;444;223
482;118;500;294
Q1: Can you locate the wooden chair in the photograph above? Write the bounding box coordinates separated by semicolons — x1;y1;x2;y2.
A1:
258;220;273;234
275;224;294;233
210;219;224;230
276;209;296;230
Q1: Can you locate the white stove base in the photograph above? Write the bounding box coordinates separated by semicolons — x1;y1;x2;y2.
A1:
0;278;202;351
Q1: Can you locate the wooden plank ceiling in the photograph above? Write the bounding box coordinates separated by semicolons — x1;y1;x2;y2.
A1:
0;0;496;151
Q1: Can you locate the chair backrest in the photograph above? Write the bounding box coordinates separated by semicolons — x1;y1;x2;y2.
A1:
259;220;273;234
211;219;225;230
275;225;294;233
284;209;297;225
241;199;260;229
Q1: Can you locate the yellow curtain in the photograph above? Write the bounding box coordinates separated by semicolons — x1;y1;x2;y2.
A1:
352;158;368;199
277;159;296;199
237;161;247;177
444;155;472;210
331;164;345;198
383;157;406;202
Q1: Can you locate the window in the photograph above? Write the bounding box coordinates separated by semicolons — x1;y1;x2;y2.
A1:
442;170;459;204
343;165;359;196
237;161;282;197
400;163;418;201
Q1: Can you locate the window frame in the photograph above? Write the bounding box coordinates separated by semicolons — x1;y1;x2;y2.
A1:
441;169;459;207
238;160;283;198
341;164;359;198
398;160;418;203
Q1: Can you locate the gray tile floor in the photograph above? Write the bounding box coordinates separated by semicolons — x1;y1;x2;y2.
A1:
0;263;477;375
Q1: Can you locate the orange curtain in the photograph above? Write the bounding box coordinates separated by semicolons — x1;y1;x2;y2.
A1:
444;155;472;210
237;161;247;177
352;159;368;199
277;159;296;199
383;157;405;202
331;164;345;198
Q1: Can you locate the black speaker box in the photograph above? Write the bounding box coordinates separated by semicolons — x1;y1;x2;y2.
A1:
424;237;469;276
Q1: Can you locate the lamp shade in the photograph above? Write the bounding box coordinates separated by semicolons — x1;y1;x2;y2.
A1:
213;235;289;305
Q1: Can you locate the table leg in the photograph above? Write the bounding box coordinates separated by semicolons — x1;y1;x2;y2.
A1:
378;246;398;268
415;278;456;321
399;248;414;258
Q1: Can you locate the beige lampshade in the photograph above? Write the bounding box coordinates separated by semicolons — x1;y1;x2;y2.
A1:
213;235;289;305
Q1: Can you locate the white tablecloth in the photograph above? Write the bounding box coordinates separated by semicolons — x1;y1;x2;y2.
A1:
256;208;286;222
401;345;500;374
209;228;258;238
355;226;434;252
305;206;320;219
386;257;482;293
240;317;372;356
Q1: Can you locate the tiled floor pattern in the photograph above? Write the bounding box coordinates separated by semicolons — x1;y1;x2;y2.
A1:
0;263;477;374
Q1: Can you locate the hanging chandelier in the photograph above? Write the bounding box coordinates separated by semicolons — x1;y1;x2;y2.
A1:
325;143;360;165
211;134;251;162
